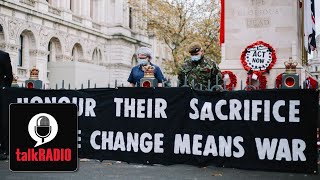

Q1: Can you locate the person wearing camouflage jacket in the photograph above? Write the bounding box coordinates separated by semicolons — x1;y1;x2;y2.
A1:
178;42;223;89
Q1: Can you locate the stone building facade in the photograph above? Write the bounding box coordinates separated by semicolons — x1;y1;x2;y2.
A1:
0;0;172;88
219;0;308;89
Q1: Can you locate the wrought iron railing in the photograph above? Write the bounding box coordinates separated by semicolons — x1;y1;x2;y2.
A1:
12;75;317;91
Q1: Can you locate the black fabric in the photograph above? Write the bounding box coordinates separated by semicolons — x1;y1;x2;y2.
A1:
0;87;318;173
0;50;13;87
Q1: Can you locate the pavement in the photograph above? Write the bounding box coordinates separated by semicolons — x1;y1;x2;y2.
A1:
0;159;319;180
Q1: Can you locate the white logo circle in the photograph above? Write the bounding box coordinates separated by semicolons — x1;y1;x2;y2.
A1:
28;113;58;147
245;45;272;71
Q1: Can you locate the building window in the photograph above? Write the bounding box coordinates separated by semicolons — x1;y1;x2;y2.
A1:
18;35;23;67
72;43;83;61
72;46;75;58
0;25;4;42
316;66;318;72
47;41;51;62
129;7;133;29
92;48;98;61
70;0;74;11
92;48;102;64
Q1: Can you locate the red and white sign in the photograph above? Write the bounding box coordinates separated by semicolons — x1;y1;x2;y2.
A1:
241;41;277;73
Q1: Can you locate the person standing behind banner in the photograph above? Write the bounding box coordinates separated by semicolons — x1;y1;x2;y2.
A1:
178;42;223;89
0;50;13;88
0;50;13;160
128;47;165;87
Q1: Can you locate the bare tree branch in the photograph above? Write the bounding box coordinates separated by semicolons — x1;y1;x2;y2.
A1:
129;0;221;75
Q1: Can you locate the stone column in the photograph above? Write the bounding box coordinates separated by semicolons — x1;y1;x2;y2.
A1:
97;0;104;23
74;0;81;15
100;0;106;24
81;0;90;18
51;0;59;7
92;0;99;22
4;43;19;76
114;0;123;25
60;0;72;21
66;0;71;10
59;0;67;9
80;0;91;27
35;0;49;12
106;0;115;25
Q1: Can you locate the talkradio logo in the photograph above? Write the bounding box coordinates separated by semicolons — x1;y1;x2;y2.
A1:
28;113;58;147
10;104;78;172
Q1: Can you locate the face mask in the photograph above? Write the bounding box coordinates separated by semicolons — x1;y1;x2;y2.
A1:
191;55;202;62
137;58;148;66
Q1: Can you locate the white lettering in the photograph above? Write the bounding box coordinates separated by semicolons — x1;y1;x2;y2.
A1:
189;98;199;120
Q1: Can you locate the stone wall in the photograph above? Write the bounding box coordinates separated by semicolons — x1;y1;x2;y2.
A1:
220;0;304;89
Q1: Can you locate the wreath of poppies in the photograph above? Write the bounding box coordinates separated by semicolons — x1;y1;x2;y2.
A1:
222;71;237;91
306;77;318;89
241;41;277;74
245;71;267;90
275;73;283;89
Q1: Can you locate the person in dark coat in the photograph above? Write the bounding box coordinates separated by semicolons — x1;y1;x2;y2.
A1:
0;50;13;87
0;50;13;159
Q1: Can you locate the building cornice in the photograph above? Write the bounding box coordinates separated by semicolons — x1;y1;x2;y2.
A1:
0;43;20;51
29;49;49;56
104;63;132;69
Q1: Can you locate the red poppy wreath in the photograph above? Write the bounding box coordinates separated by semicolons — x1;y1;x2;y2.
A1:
222;71;237;91
241;41;277;74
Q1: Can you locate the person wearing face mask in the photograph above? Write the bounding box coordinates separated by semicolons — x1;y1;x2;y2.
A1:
178;42;223;89
128;47;165;87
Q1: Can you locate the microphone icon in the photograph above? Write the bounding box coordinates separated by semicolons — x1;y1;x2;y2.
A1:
34;116;51;143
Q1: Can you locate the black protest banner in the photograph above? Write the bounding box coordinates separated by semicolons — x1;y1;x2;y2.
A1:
0;87;318;173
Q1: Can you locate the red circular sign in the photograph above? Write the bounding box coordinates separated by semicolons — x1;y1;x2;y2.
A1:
285;77;295;87
142;81;151;88
27;82;34;89
241;41;277;73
